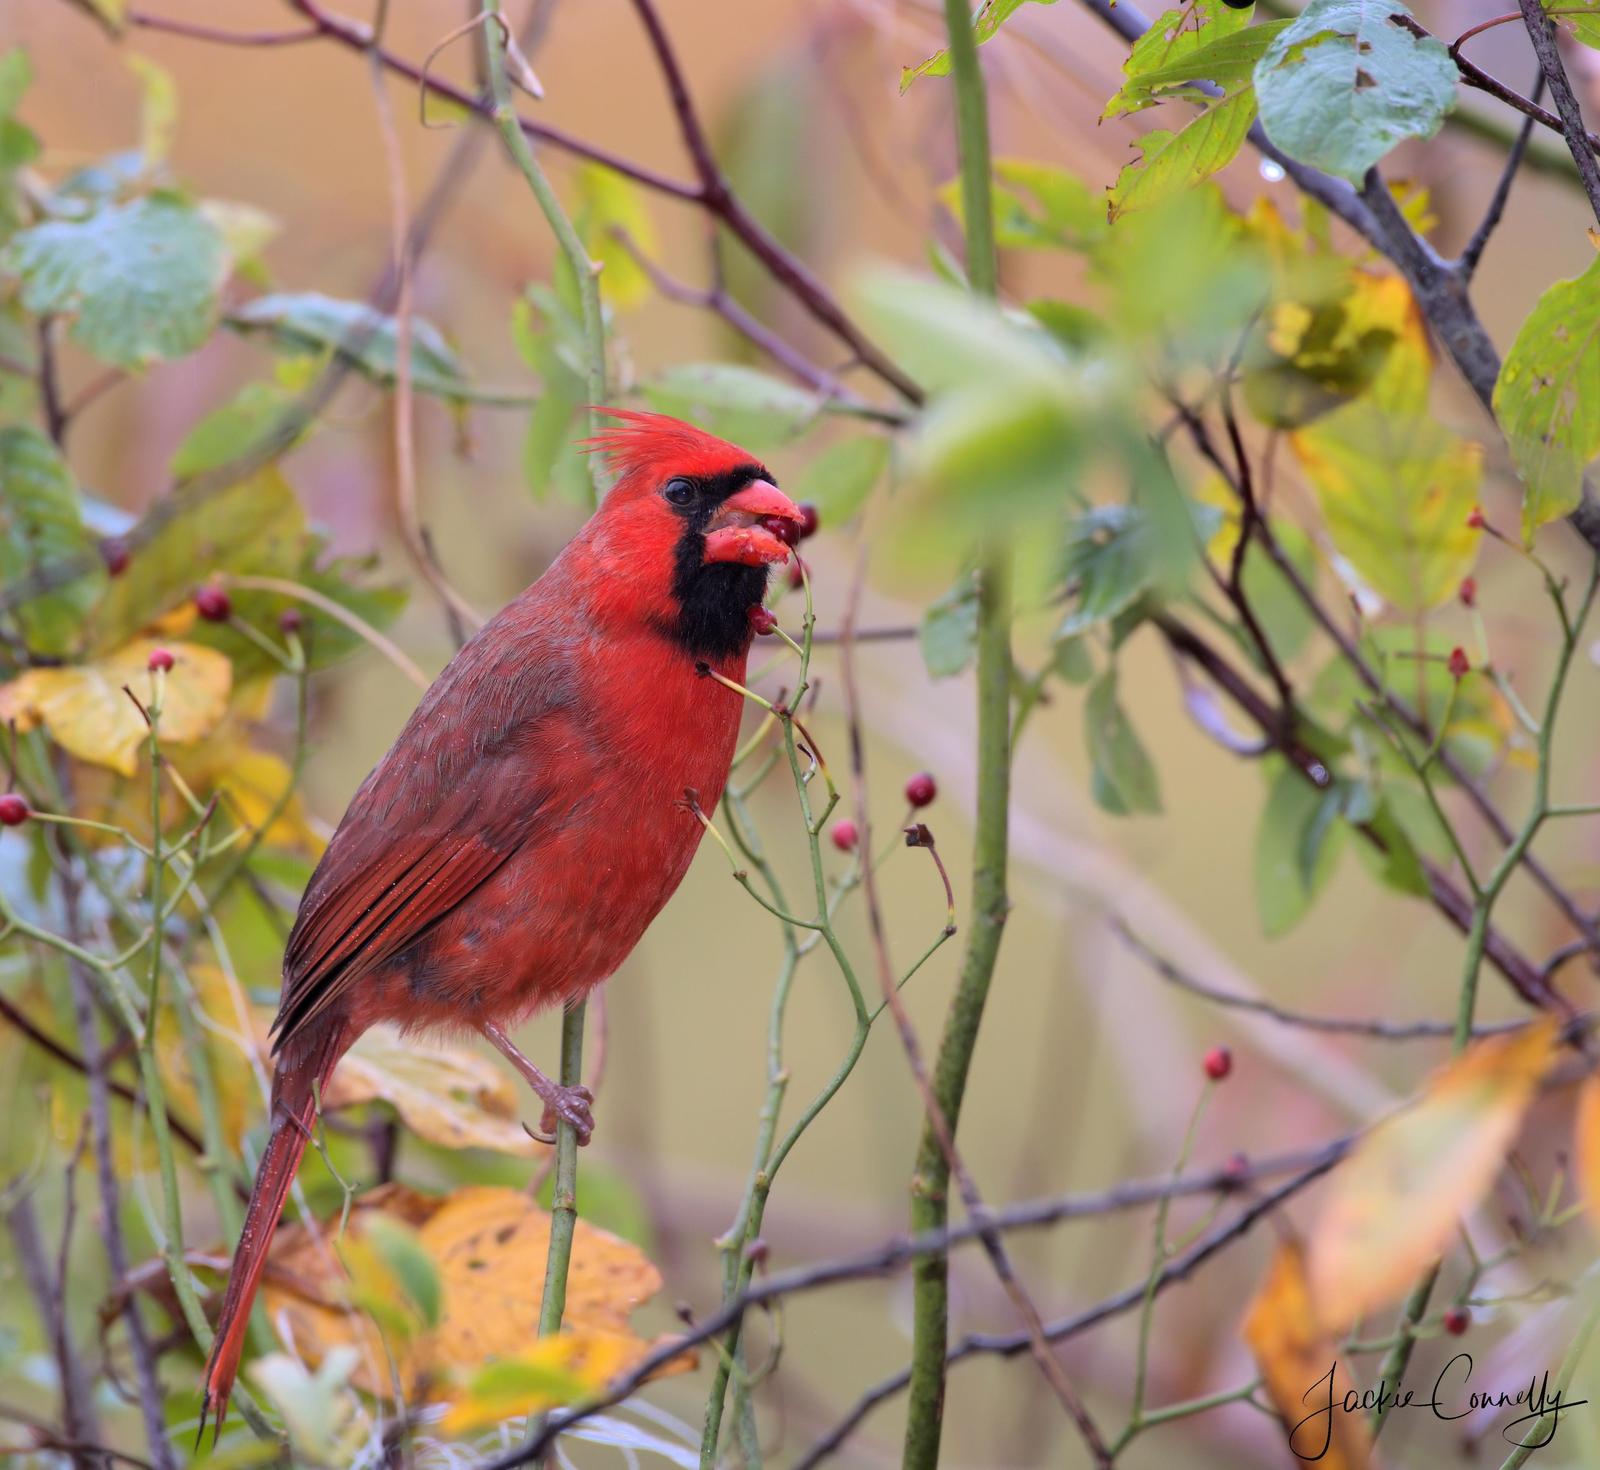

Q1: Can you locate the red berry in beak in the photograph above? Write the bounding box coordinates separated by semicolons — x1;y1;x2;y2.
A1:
0;793;29;827
787;559;805;590
750;606;777;636
796;503;820;540
905;772;937;809
1203;1046;1232;1081
831;819;859;852
762;514;801;548
1448;646;1470;679
195;586;231;622
147;648;175;672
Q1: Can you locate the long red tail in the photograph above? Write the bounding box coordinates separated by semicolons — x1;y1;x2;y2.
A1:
200;1019;350;1441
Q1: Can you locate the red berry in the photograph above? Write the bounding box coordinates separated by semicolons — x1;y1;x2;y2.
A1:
278;607;304;636
1443;1306;1471;1336
100;537;130;576
749;606;777;636
1459;578;1477;608
1203;1046;1233;1081
1222;1151;1250;1185
905;772;937;809
762;514;801;548
831;819;859;853
194;585;231;622
1467;507;1486;530
787;558;806;590
796;503;820;540
1448;646;1470;679
0;793;29;827
147;648;175;673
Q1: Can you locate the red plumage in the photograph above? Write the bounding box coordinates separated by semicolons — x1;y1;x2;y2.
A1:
200;410;801;1431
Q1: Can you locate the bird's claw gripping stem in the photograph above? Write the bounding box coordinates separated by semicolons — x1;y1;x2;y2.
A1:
482;1020;595;1146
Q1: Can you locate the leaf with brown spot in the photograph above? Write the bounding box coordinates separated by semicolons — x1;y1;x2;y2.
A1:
322;1025;546;1158
255;1184;690;1407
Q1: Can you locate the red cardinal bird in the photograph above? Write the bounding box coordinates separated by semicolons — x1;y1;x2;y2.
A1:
200;410;802;1432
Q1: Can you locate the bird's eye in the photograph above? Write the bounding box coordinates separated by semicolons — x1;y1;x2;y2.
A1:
663;477;695;507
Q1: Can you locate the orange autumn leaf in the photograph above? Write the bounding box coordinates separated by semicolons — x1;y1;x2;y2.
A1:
1574;1075;1600;1232
1308;1019;1558;1332
1244;1240;1374;1468
256;1184;691;1405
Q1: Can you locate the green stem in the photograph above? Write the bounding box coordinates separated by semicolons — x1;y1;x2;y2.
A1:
1372;563;1597;1436
482;0;607;500
904;12;1007;1463
538;1000;586;1336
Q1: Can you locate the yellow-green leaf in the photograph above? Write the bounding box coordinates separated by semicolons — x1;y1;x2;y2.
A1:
576;165;655;310
0;639;232;776
1492;251;1600;539
1107;87;1258;220
1293;401;1481;613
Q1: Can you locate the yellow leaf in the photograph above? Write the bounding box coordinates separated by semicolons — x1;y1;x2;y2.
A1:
322;1024;545;1157
577;165;656;310
205;746;323;855
440;1331;638;1435
1308;1019;1558;1332
257;1184;691;1404
1243;1241;1373;1468
0;639;231;776
155;964;270;1151
1575;1075;1600;1232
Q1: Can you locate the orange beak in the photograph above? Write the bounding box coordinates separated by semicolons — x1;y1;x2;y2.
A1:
702;480;804;566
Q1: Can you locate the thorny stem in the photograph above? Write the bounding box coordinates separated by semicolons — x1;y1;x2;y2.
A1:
905;4;1022;1462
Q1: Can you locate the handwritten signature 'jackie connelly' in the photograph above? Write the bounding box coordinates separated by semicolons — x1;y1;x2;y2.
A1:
1288;1355;1587;1460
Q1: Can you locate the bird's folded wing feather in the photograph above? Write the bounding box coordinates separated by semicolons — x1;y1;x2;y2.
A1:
270;741;559;1047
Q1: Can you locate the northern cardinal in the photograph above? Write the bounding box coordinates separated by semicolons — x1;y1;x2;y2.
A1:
200;410;803;1431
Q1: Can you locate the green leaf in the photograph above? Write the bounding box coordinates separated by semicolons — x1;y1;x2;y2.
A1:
1492;252;1600;539
1108;86;1259;219
170;382;302;480
229;292;481;404
1292;400;1480;612
2;196;228;368
1253;0;1457;183
1256;762;1344;935
794;434;887;524
0;427;104;657
942;158;1110;252
901;0;1058;90
640;363;820;448
1546;0;1600;49
1105;5;1281;117
920;572;980;678
512;291;586;503
362;1217;442;1331
1085;670;1163;815
1053;633;1095;684
1058;504;1153;638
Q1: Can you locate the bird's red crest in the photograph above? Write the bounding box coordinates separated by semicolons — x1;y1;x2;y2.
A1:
582;407;765;488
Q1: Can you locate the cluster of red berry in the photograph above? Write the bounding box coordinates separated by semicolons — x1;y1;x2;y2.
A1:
830;772;938;853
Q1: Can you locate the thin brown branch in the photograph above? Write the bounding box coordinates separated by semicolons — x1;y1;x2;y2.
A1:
1110;915;1528;1040
1151;612;1561;1014
126;9;319;45
1512;0;1600;221
488;1136;1357;1466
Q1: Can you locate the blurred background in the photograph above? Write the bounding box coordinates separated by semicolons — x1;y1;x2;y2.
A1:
4;0;1600;1465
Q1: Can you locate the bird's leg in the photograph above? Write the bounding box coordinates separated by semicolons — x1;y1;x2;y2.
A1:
481;1020;594;1146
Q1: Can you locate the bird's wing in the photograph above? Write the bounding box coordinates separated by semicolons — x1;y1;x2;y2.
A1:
270;615;583;1048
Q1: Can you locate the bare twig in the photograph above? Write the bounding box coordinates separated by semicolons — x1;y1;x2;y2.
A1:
1461;74;1545;277
1512;0;1600;222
